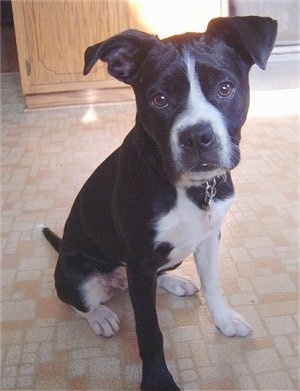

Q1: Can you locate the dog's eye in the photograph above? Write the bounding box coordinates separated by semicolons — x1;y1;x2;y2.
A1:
217;82;235;98
152;94;168;109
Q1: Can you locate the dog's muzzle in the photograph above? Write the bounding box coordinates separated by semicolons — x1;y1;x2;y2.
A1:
177;122;222;172
179;122;214;151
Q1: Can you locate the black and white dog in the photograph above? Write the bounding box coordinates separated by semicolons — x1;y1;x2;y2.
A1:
43;16;277;390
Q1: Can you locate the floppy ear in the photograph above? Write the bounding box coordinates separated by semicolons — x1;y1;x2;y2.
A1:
83;29;159;84
206;16;277;69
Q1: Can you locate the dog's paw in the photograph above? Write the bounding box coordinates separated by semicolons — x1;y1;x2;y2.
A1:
157;274;199;297
142;377;180;391
142;354;180;391
76;305;120;337
214;306;252;337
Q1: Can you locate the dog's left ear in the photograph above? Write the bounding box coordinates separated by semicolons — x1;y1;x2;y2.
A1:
83;29;160;84
206;16;277;69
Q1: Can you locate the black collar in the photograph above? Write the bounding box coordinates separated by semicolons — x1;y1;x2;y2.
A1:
185;171;232;221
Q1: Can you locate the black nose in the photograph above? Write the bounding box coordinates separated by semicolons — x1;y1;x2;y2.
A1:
179;122;214;150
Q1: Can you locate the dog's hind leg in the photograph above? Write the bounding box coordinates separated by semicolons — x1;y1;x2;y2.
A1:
75;266;128;337
74;305;120;337
55;253;127;337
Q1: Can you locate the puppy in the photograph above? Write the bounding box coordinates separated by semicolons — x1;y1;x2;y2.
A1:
43;16;277;390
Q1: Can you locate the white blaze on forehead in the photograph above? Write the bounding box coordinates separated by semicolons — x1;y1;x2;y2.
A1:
170;51;231;171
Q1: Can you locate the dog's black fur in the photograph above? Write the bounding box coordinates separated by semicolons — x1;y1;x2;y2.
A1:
42;17;277;390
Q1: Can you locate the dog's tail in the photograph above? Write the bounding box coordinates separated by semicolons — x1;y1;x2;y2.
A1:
38;225;61;253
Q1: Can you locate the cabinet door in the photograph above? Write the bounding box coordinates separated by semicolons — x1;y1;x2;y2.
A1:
12;0;223;107
13;0;135;94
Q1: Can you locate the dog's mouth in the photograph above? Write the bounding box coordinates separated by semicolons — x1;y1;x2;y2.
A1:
184;159;224;174
193;162;219;171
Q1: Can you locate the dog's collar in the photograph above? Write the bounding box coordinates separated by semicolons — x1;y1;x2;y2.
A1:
200;171;227;190
177;171;228;221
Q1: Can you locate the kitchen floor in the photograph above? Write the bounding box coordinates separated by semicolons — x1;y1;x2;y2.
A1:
1;72;298;390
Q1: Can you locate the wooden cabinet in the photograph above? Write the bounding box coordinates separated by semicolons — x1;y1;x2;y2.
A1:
12;0;141;108
12;0;225;109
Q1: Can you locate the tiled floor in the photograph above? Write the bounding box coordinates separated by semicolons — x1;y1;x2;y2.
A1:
1;72;299;390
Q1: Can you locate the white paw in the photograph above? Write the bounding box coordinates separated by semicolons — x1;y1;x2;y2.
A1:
214;306;252;337
157;274;199;297
75;305;120;337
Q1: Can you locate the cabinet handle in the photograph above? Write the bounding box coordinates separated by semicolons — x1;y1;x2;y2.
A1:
26;59;31;76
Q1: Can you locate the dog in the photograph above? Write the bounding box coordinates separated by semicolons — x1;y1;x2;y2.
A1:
42;16;277;390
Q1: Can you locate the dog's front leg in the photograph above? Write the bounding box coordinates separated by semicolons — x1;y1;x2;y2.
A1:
127;262;180;391
194;233;252;337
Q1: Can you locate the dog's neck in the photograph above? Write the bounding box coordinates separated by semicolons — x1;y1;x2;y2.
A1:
176;170;228;189
184;172;231;222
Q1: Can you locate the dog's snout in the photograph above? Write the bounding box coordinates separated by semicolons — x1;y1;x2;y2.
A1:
179;123;214;150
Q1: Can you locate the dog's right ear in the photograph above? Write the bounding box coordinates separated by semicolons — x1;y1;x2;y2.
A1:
83;29;159;85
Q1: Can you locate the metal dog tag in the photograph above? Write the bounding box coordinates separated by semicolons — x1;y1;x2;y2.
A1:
204;178;217;222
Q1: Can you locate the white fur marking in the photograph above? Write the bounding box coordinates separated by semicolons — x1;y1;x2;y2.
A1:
157;274;199;296
170;52;231;178
81;275;112;309
154;189;251;336
154;189;234;269
177;169;226;188
36;224;46;231
194;235;252;337
80;266;127;311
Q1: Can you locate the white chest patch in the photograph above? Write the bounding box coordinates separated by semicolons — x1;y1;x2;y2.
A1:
154;188;234;269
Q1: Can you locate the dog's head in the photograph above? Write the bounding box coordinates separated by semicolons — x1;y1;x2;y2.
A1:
84;16;277;186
